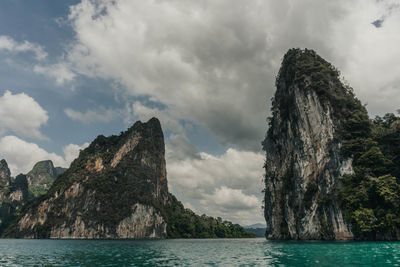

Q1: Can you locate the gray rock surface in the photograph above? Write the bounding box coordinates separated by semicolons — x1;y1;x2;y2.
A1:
263;49;354;240
0;160;11;188
0;161;31;233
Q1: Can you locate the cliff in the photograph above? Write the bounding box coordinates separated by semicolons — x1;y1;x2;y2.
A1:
263;48;400;240
5;118;169;239
4;118;254;239
0;160;11;188
27;160;66;197
0;160;31;233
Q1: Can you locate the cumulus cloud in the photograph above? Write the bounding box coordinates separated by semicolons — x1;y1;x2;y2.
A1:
0;35;47;60
0;36;75;86
166;140;265;225
65;0;281;150
0;135;88;176
210;186;259;211
65;107;119;123
34;63;76;86
63;142;90;164
0;90;48;139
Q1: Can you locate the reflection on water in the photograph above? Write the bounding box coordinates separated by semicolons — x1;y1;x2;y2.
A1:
0;238;399;266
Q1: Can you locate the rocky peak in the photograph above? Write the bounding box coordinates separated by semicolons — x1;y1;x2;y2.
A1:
263;48;358;240
4;117;169;239
0;159;11;187
26;160;66;197
8;174;30;202
2;117;255;239
29;160;55;178
1;171;31;234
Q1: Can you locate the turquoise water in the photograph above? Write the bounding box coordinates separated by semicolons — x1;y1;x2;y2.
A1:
0;238;399;266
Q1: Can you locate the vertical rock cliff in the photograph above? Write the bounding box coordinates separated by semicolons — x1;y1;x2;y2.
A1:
5;118;169;239
263;49;357;240
0;160;11;188
0;160;31;233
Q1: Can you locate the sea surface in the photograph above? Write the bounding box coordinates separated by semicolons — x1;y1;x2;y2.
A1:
0;238;399;266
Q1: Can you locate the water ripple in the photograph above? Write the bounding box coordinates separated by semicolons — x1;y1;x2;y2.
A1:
0;238;399;266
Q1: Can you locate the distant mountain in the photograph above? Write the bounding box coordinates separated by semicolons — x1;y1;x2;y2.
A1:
244;223;266;229
243;223;266;237
243;227;265;238
26;160;66;197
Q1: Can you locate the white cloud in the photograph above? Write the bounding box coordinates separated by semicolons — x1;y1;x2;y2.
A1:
0;35;47;61
65;107;119;123
34;63;76;86
0;135;88;176
211;186;259;211
0;90;48;139
166;141;265;225
63;142;90;164
0;36;75;86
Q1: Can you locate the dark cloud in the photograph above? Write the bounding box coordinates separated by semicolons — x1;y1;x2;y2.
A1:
166;134;201;161
64;0;354;151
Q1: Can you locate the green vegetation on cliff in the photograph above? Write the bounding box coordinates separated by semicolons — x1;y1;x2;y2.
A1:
27;160;66;197
293;47;400;240
340;111;400;239
265;48;399;240
4;119;255;239
164;194;256;238
0;174;31;235
284;49;400;239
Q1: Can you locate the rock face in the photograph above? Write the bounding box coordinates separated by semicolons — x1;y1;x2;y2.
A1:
5;118;169;239
263;49;355;240
0;160;11;188
26;160;66;197
0;160;31;233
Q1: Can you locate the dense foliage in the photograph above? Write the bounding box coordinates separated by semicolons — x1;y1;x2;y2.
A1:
163;194;256;238
27;161;65;197
0;175;31;235
243;227;266;237
339;111;400;239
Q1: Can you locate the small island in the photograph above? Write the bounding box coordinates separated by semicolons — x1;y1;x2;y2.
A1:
263;48;400;241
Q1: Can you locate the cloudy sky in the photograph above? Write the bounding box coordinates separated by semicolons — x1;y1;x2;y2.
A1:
0;0;399;225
